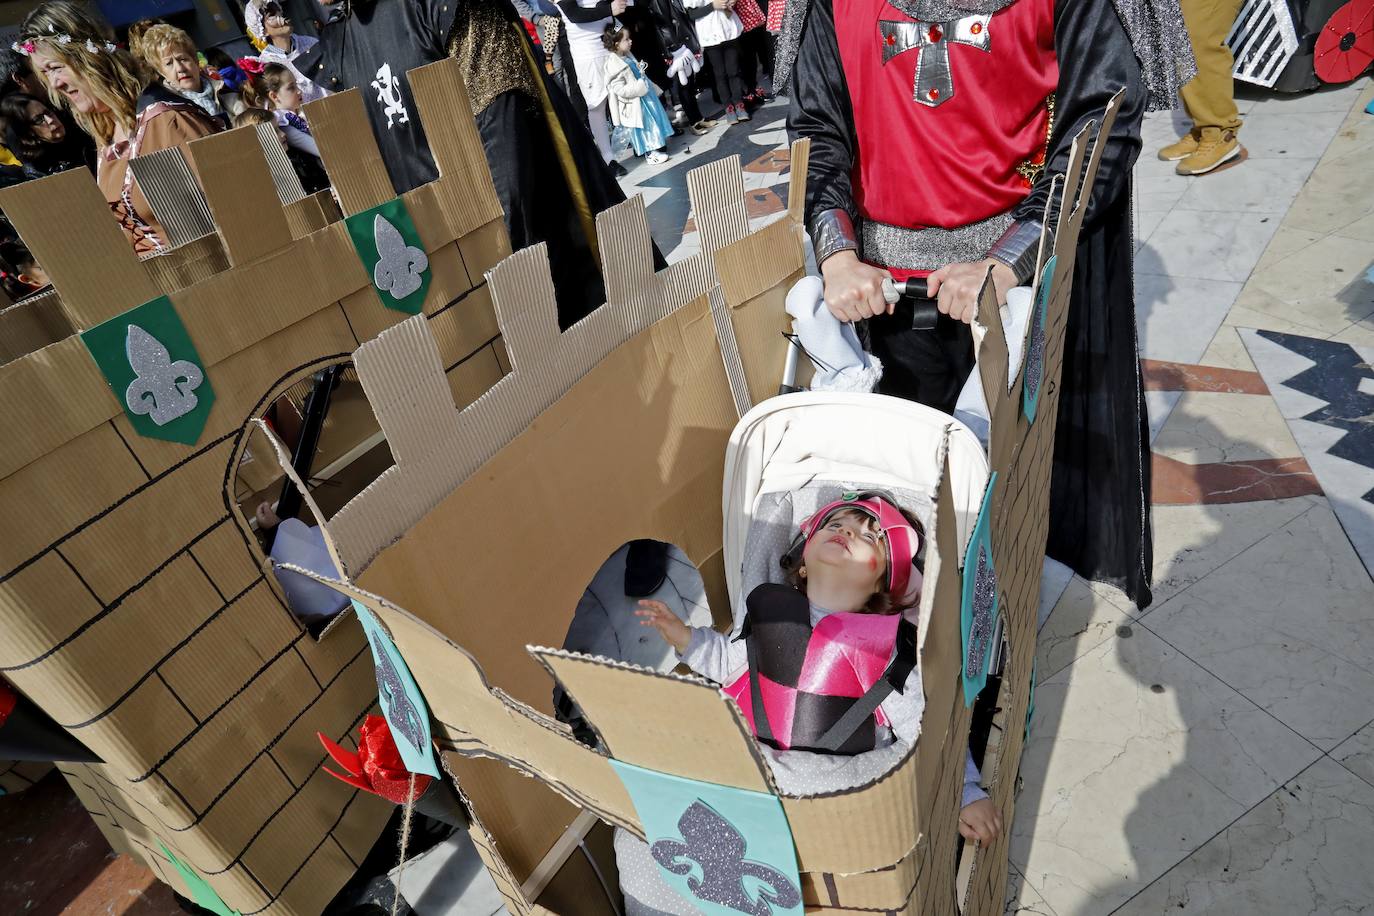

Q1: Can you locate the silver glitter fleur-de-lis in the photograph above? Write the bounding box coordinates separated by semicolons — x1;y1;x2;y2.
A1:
372;214;428;300
879;14;992;108
124;324;204;426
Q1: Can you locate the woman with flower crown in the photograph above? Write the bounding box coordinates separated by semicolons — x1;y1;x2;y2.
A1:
16;1;221;256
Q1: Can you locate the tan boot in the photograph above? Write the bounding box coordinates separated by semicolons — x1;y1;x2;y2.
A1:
1158;129;1200;161
1176;127;1241;175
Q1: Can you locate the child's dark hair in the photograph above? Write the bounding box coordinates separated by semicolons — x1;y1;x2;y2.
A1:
782;505;927;615
242;62;292;109
201;47;235;72
0;236;42;299
601;23;629;51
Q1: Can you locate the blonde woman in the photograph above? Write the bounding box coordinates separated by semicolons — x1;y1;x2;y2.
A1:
17;1;220;256
137;23;246;126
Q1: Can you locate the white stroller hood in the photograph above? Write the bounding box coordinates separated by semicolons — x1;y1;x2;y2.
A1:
721;392;990;640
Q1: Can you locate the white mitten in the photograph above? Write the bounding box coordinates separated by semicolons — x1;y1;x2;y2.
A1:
784;276;882;393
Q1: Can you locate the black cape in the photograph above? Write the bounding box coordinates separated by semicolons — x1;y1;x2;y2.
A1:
299;0;633;327
790;0;1154;608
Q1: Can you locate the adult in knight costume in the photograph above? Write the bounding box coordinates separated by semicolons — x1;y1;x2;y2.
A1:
778;0;1194;608
297;0;630;328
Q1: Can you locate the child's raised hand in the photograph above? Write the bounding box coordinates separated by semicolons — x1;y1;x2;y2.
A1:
635;599;692;653
957;797;1002;847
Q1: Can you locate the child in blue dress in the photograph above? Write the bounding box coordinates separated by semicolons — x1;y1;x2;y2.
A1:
602;24;674;166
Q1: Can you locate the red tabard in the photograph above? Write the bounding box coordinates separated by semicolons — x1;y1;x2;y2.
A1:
834;0;1057;262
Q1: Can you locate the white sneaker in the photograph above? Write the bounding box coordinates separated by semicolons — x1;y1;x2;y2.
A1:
646;150;670;165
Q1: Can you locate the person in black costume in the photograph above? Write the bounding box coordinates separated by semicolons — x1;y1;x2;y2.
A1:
300;0;633;329
780;0;1195;609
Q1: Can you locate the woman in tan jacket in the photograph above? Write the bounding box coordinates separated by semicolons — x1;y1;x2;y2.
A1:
17;1;220;257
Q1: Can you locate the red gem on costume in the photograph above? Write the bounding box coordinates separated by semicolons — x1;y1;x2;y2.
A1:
927;88;940;100
971;21;983;35
886;33;897;45
928;24;943;42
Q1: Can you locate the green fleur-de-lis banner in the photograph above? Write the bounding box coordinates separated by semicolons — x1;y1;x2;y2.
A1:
81;296;215;445
346;198;431;315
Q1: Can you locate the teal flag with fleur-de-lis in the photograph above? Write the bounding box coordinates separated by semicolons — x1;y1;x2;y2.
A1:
345;198;431;315
80;296;215;445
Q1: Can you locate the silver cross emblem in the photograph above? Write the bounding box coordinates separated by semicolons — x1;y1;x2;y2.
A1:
879;14;992;108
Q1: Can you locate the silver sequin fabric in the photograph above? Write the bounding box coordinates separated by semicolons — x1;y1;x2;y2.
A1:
965;540;996;679
862;212;1015;273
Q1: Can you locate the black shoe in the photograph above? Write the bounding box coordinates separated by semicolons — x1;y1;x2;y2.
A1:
624;539;670;597
610;160;628;178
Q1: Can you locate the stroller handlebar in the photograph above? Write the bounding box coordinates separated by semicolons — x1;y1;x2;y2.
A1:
882;278;940;330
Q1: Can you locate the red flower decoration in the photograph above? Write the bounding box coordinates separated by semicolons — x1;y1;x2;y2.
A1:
318;715;433;805
237;56;265;76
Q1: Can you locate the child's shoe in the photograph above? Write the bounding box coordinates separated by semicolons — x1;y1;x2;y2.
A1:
692;118;717;134
646;150;670;164
724;104;738;124
1175;127;1241;175
735;105;751;123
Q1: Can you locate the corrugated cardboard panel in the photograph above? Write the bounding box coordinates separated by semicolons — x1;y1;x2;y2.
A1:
339;240;473;346
160;579;300;722
185;752;297;869
189;519;269;600
0;168;160;328
158;647;318;814
686;155;749;254
351;293;736;706
532;825;620;916
20;552;221;728
329;783;392;866
492;337;511;374
407;58;505;235
143;233;231;294
187;125;293;266
538;651;770;793
0;759;52;792
240;763;359;895
127;148;216;249
284;189;342;238
254;122;308;206
446;344;504;409
0;334;121;481
170;226;363;367
0;422;147;574
297;617;369;685
0;290;74;366
305;90;393;217
59;439;234;601
0;550;105;671
270;645;376;788
456;218;512;284
427;283;499;370
78;673;199;784
275;808;384;915
446;751;580;888
801;844;922;911
118;307;358;476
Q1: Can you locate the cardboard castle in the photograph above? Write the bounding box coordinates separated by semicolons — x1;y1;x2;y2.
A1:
0;56;1117;915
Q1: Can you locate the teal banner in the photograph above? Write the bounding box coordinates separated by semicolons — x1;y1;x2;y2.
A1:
351;600;440;778
1022;255;1057;424
610;760;803;916
961;472;1000;706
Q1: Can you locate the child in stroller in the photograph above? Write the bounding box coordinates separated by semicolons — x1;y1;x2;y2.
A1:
628;491;999;910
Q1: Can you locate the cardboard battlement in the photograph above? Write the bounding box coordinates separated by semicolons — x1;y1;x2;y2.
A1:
0;43;1122;914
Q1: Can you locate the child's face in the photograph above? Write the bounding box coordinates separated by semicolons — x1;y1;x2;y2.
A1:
801;509;887;596
271;76;303;111
617;33;632;55
264;6;294;41
160;46;204;92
